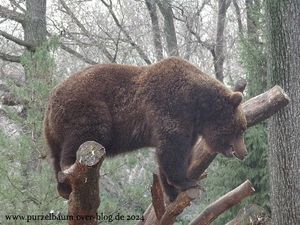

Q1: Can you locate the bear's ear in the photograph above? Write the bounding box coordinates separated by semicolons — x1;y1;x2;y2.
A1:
229;92;243;107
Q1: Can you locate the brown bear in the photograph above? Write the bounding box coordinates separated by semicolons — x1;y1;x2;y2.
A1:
44;57;247;201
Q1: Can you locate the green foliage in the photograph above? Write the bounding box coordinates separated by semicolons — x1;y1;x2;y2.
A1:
0;39;68;224
84;150;154;225
1;36;154;224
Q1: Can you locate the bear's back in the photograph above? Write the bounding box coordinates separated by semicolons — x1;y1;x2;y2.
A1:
51;64;143;104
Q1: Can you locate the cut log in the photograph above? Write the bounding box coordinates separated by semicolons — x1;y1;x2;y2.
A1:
189;180;255;225
242;85;290;127
58;141;106;225
159;188;200;225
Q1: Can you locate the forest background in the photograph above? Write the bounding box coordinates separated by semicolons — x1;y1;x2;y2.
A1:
0;0;299;224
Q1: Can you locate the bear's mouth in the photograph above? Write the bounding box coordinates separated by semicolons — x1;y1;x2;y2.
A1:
231;147;245;161
224;145;244;161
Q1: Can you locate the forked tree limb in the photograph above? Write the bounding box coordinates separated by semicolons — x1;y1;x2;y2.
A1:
188;180;255;225
159;188;200;225
141;174;201;225
151;174;166;220
58;141;106;225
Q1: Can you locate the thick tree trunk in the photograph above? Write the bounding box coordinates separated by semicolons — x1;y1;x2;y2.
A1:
266;1;300;224
145;0;163;61
23;0;47;47
214;0;231;82
157;0;179;57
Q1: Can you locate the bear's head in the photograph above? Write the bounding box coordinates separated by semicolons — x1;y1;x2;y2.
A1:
202;92;248;160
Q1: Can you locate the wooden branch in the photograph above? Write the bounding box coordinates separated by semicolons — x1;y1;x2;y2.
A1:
0;52;21;63
188;180;255;225
142;174;165;225
100;0;152;64
242;85;290;127
58;141;106;225
59;0;114;63
142;174;200;225
0;5;25;24
188;85;290;180
0;30;34;49
225;204;271;225
233;77;247;92
60;43;98;65
151;174;165;220
159;188;200;225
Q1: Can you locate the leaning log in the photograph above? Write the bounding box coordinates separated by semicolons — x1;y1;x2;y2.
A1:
58;141;106;225
188;180;255;225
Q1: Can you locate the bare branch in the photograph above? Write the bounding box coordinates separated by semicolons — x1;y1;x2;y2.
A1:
243;85;290;127
187;26;215;52
189;180;255;225
60;43;97;65
0;5;25;24
0;52;21;63
59;0;115;62
100;0;152;64
142;174;200;225
0;30;34;49
8;0;26;13
233;0;243;35
59;0;89;36
159;188;200;225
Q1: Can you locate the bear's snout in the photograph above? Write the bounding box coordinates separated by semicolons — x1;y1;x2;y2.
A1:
232;138;248;161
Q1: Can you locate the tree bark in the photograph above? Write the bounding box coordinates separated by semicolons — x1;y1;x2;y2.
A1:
189;180;255;225
157;0;179;57
266;1;300;224
145;0;163;61
23;0;47;47
0;0;47;63
58;141;106;225
214;0;231;82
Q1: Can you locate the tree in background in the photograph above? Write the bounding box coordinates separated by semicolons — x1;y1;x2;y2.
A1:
0;1;279;224
266;0;300;224
201;1;270;224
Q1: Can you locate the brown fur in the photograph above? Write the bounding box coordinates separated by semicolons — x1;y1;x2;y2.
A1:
44;57;247;201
